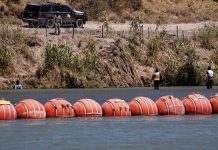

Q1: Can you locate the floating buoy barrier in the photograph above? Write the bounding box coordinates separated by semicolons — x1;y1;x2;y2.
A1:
2;92;218;121
156;95;185;115
210;94;218;113
0;100;17;120
182;93;212;115
102;99;131;116
44;98;75;118
15;99;46;119
129;97;158;116
73;99;102;117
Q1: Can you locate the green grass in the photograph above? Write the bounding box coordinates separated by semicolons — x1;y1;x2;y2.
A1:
44;42;73;70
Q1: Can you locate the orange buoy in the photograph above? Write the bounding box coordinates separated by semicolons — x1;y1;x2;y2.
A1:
0;100;17;120
182;93;212;115
102;99;131;117
44;98;75;118
156;95;185;115
129;97;158;116
210;94;218;113
73;99;102;117
15;99;46;119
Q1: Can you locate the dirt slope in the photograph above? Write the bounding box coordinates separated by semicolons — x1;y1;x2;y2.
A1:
0;20;217;89
0;0;218;24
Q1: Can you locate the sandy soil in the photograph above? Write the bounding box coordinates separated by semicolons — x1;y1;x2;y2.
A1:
85;21;218;31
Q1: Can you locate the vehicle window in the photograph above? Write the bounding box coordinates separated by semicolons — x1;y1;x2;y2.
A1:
60;6;71;12
41;5;52;12
25;5;40;12
53;5;60;11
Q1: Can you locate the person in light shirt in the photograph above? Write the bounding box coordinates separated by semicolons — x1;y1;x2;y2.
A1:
152;68;162;90
15;80;22;90
207;66;214;89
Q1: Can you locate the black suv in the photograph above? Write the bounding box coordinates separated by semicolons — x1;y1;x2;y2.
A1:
21;2;87;28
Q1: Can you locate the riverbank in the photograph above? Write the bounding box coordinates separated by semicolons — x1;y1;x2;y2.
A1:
0;21;218;89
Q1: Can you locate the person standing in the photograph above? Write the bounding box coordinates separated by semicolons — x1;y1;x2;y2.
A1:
152;68;162;90
15;80;22;90
207;66;214;89
54;13;61;35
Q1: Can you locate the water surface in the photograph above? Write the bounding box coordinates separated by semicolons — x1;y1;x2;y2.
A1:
0;87;217;150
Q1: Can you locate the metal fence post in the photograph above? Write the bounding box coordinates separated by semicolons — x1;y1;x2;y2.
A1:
141;25;144;40
45;26;48;37
101;25;104;38
72;26;75;38
148;27;150;38
176;26;179;39
182;30;184;41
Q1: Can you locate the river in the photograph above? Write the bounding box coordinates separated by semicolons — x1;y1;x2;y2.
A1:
0;87;217;150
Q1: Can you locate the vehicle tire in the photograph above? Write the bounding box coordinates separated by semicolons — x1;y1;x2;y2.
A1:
28;21;37;28
46;19;55;28
28;23;34;28
76;19;84;28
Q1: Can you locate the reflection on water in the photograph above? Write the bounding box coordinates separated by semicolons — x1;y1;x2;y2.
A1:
24;120;47;126
127;116;158;121
213;115;218;120
158;115;185;121
0;122;10;127
185;115;214;120
0;115;217;150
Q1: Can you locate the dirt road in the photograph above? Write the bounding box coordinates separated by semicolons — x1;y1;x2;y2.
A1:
84;21;218;35
22;21;218;39
86;21;217;31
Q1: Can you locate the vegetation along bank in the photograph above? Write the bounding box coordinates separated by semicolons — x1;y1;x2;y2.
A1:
0;0;218;89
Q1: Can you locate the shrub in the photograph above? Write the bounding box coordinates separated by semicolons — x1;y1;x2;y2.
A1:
176;63;201;86
162;54;179;85
0;22;39;45
70;54;83;72
128;42;141;58
18;43;35;62
62;71;85;88
131;0;142;11
40;40;104;88
211;47;218;65
162;43;204;86
147;32;165;56
108;0;117;7
198;24;218;50
44;42;73;70
129;18;143;45
81;0;106;20
83;39;102;71
101;11;113;36
0;44;12;74
211;47;218;85
176;46;202;85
